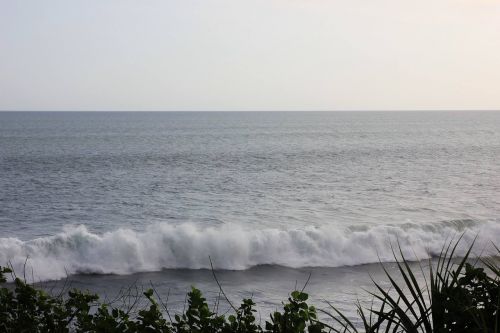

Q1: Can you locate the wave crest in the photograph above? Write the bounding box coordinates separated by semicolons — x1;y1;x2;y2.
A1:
1;221;498;281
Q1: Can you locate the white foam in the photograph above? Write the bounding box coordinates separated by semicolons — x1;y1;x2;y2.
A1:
1;221;498;282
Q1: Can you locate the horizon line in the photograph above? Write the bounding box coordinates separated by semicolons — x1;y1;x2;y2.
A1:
1;109;500;113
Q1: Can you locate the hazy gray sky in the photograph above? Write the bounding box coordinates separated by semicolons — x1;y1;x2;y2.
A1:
1;0;499;111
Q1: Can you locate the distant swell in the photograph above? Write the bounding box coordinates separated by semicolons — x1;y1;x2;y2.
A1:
1;221;498;282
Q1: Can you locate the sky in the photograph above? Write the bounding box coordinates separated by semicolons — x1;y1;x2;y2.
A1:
1;0;500;111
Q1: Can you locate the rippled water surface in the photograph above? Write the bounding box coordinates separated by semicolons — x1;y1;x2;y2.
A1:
1;111;499;315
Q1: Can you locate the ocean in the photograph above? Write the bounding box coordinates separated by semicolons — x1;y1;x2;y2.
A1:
1;111;499;318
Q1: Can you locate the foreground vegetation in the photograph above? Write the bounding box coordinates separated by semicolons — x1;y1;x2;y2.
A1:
1;239;498;332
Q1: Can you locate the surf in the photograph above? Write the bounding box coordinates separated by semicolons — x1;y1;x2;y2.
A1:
1;220;498;282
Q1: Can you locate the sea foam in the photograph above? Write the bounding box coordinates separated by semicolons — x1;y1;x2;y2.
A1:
1;220;498;282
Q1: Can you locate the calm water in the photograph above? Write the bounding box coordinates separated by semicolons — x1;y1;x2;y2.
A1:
1;111;499;316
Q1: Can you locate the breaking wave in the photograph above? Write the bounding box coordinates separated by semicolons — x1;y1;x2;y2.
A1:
1;220;498;282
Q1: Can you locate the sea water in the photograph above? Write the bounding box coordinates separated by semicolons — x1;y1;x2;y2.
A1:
1;111;499;317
